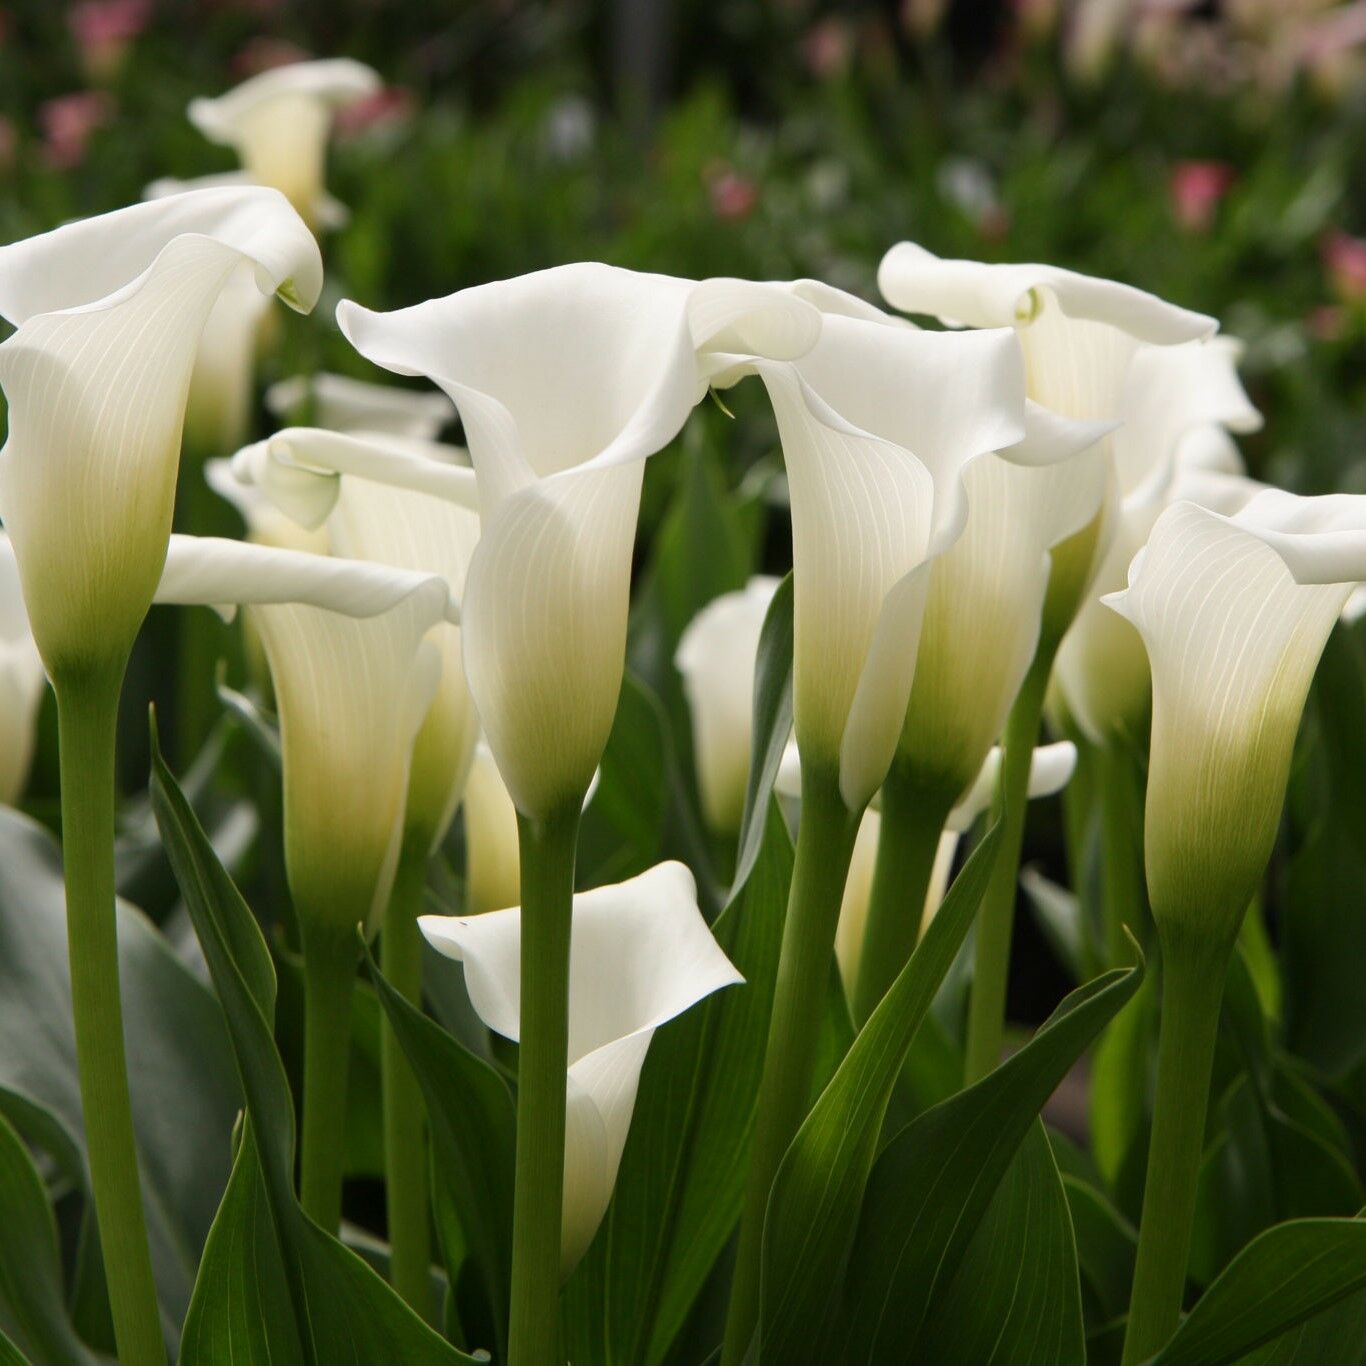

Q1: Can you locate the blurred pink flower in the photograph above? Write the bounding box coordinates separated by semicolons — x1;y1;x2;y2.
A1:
231;37;311;78
1322;230;1366;302
334;86;415;139
705;164;759;222
1306;304;1348;341
69;0;151;81
803;17;853;79
1169;160;1236;231
39;90;114;170
0;117;16;173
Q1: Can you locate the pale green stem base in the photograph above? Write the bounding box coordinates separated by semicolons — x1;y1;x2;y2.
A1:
1099;741;1147;967
721;764;861;1366
299;925;358;1235
508;803;581;1366
963;634;1058;1084
382;826;434;1320
1121;939;1227;1364
853;765;955;1027
56;673;168;1366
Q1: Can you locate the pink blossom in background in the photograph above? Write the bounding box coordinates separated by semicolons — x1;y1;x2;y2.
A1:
705;164;759;222
1169;160;1236;231
335;86;415;139
803;16;853;80
1306;304;1348;341
1322;230;1366;302
69;0;151;81
38;90;115;170
231;37;311;78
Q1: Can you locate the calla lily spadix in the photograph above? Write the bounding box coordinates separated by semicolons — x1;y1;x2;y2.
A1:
1107;487;1366;1366
420;860;742;1273
337;263;821;819
0;186;321;675
267;370;456;438
188;58;380;229
0;532;46;807
675;576;781;835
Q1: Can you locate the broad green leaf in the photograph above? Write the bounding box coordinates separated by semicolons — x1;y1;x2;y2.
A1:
731;572;793;898
0;1107;102;1365
1060;1171;1138;1329
149;733;479;1365
1152;1217;1366;1365
756;822;1005;1360
840;953;1144;1361
916;1122;1085;1365
365;946;516;1360
1239;1285;1366;1365
561;802;794;1366
0;807;240;1343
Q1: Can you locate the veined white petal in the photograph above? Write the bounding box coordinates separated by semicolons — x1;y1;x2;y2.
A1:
947;740;1078;832
420;860;741;1273
675;577;781;835
188;59;380;225
687;276;823;365
204;459;331;555
0;533;47;805
1343;585;1366;625
877;241;1216;342
1176;424;1246;475
1104;496;1366;934
0;189;320;671
266;371;456;437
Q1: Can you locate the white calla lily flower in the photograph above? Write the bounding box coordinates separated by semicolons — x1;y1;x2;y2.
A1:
188;58;380;227
229;425;482;849
420;861;742;1272
0;187;321;676
464;742;523;916
0;532;47;806
1104;490;1366;943
267;371;456;437
338;264;821;818
675;576;781;834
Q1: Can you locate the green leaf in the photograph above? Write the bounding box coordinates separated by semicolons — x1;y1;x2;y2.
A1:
1061;1170;1138;1329
731;573;794;898
149;732;480;1365
1239;1285;1366;1365
561;801;795;1365
1152;1217;1366;1365
756;822;1004;1360
365;945;516;1360
840;953;1144;1361
0;807;241;1342
916;1122;1086;1365
0;1106;102;1365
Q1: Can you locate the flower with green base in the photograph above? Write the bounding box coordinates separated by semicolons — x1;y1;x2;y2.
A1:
0;533;45;808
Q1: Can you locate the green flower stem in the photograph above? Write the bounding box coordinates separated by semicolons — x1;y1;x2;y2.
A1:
298;923;358;1234
963;633;1058;1084
55;671;167;1366
721;763;861;1365
1098;741;1147;966
852;765;955;1026
508;802;581;1366
382;825;434;1320
1122;938;1228;1365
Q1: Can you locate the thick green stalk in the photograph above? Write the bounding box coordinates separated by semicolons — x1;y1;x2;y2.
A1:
382;825;434;1319
721;764;861;1365
1122;939;1227;1364
299;924;358;1234
508;803;581;1366
1098;741;1147;966
963;634;1058;1083
55;672;167;1366
852;765;955;1026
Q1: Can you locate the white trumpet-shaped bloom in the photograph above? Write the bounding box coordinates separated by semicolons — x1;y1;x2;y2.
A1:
675;576;781;834
875;244;1218;792
338;264;821;818
0;533;46;806
420;861;742;1272
1104;491;1366;945
463;742;523;917
0;187;321;675
267;371;456;438
157;533;454;942
229;425;481;848
188;59;380;228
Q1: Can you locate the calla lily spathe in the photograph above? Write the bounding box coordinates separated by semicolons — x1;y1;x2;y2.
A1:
1104;489;1366;946
188;59;380;229
0;532;46;806
0;187;321;676
337;264;821;818
267;371;456;438
675;576;781;834
420;861;742;1272
464;741;523;916
228;424;481;849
